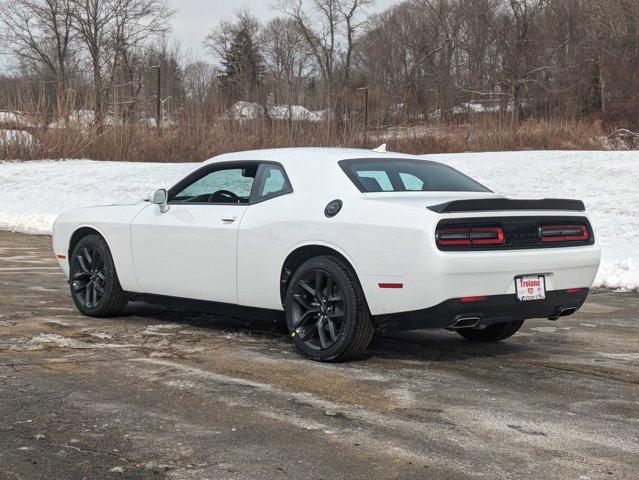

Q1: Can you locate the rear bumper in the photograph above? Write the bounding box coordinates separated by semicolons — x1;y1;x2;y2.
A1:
375;288;589;333
361;243;600;315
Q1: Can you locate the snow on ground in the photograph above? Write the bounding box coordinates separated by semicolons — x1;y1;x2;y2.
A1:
0;159;193;234
0;129;38;148
0;110;37;128
224;101;324;123
430;151;639;291
0;150;637;291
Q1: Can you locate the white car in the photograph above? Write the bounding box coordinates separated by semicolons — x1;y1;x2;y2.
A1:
52;147;601;361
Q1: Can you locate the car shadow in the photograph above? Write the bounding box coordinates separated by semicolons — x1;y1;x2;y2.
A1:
122;302;534;363
124;301;289;335
365;330;533;363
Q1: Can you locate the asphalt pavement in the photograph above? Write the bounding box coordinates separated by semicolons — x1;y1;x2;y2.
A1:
0;230;637;479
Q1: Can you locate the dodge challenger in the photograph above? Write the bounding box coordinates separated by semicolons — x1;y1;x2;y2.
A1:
52;147;601;361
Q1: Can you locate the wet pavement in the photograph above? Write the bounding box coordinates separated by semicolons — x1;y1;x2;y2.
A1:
0;230;637;479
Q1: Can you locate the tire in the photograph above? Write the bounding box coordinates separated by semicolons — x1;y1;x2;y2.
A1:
284;255;374;362
456;319;524;342
69;234;129;317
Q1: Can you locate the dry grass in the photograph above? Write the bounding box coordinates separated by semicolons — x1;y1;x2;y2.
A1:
0;115;624;163
383;118;609;154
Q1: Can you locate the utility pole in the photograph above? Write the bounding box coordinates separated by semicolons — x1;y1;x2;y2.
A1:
152;64;161;135
364;87;369;129
358;86;369;129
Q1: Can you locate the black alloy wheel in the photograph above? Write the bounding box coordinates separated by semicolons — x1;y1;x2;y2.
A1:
285;255;374;362
69;234;129;317
290;268;346;350
71;245;106;309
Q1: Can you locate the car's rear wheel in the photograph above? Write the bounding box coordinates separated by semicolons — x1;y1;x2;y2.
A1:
69;234;128;317
285;255;374;362
456;319;524;342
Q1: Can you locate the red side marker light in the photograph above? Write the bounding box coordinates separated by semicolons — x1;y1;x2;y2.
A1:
378;283;403;289
56;254;66;259
460;296;487;303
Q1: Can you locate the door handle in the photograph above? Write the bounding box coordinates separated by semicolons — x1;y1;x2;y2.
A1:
221;216;237;223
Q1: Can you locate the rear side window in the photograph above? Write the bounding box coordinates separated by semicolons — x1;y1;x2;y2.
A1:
340;158;491;193
253;163;293;203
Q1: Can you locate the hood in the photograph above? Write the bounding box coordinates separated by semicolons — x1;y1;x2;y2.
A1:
109;199;148;207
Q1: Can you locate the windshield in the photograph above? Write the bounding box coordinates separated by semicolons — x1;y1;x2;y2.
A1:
339;158;491;193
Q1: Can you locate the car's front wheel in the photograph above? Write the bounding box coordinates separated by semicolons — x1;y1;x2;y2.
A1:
69;234;129;317
456;319;524;342
285;255;374;362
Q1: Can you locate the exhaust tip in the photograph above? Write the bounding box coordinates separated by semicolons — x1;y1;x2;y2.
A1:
451;317;481;329
549;307;578;320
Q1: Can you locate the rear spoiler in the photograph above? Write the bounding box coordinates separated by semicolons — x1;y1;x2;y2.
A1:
428;198;585;213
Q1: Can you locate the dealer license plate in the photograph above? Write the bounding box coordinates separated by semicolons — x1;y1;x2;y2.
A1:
515;275;546;301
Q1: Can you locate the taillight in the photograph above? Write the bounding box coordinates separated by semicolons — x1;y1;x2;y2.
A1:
470;227;504;245
436;217;593;251
437;227;504;246
541;225;589;243
437;228;471;245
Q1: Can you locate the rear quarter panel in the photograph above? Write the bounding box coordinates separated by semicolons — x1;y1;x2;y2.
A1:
236;192;430;310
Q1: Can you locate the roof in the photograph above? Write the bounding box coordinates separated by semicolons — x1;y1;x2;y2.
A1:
202;147;424;196
203;146;420;166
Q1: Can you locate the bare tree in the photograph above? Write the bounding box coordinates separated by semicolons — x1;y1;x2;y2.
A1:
459;0;501;95
277;0;370;104
421;0;468;115
0;0;77;116
338;0;371;86
68;0;171;128
278;0;337;97
0;0;76;81
204;9;263;102
491;0;548;125
2;0;639;139
262;16;314;123
183;60;215;104
67;0;117;127
586;0;639;114
110;0;172;121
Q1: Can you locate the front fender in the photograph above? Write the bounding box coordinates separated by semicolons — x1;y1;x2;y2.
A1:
52;203;148;291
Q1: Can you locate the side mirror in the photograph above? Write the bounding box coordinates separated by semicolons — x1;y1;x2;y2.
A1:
150;188;169;213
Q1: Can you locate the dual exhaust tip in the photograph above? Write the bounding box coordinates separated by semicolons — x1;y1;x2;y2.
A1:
452;306;578;328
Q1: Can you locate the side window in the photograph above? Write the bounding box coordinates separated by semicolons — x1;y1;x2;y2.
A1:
253;164;293;202
171;165;258;204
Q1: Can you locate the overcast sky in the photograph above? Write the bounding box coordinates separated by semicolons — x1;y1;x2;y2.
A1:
169;0;398;62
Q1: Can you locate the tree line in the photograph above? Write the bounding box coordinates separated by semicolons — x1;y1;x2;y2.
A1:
1;0;637;130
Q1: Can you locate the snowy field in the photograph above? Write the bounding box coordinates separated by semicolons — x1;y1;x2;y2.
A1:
0;150;637;291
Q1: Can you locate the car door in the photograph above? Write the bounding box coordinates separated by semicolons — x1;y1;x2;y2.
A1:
130;162;259;304
236;162;294;309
